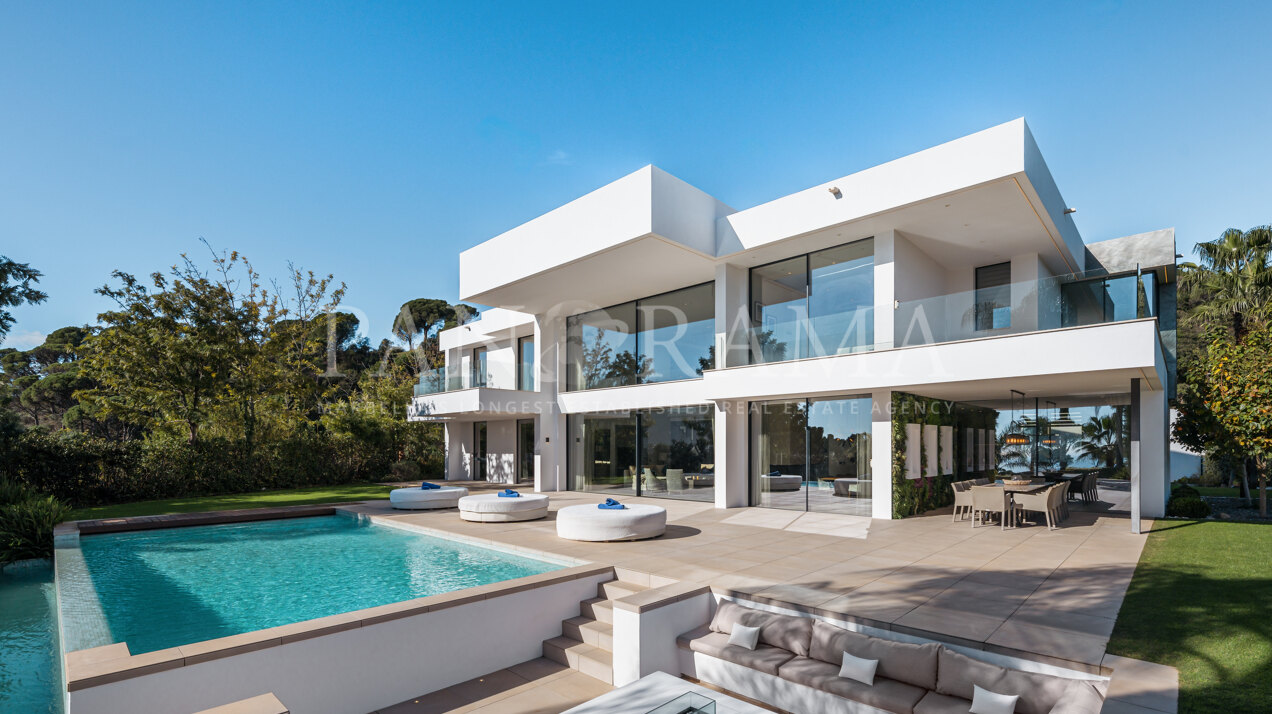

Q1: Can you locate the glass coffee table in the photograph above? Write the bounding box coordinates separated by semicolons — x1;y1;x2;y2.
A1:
645;690;716;714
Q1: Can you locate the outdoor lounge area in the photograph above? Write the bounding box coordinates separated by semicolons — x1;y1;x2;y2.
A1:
343;480;1166;713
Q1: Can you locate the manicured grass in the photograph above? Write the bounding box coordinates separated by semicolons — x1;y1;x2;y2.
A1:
1108;520;1272;713
68;483;398;520
1195;486;1241;497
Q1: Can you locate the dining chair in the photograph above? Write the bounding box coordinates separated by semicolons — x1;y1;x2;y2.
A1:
971;485;1014;530
1011;486;1054;529
951;481;973;522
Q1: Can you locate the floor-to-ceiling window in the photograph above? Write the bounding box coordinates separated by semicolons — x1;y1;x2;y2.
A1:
471;346;488;388
472;421;488;481
516;418;535;484
974;262;1012;331
517;335;535;391
749;238;874;364
751;396;872;515
565;283;715;391
567;406;715;502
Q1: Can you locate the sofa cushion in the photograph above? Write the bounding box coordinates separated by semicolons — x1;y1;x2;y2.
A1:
777;656;838;689
687;630;794;675
728;624;760;650
914;691;974;714
995;668;1088;714
820;671;928;714
810;620;941;690
935;648;1008;701
709;600;813;656
1047;680;1107;714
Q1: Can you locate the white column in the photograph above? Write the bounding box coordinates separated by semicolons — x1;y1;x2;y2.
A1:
714;263;748;368
714;399;748;508
871;389;894;519
1010;253;1043;332
534;313;567;492
873;230;896;351
1139;387;1169;520
445;421;471;481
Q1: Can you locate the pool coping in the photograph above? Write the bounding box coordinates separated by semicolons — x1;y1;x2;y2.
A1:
54;503;612;692
63;561;615;691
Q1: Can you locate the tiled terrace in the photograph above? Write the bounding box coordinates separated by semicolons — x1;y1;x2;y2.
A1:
348;483;1148;674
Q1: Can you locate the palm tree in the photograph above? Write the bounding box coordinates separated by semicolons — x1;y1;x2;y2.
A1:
1181;226;1272;340
1076;414;1121;473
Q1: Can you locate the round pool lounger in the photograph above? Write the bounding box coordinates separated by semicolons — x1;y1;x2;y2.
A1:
389;486;468;510
458;492;550;522
555;503;667;542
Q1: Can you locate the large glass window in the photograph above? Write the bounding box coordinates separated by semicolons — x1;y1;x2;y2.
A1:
567;406;715;502
566;303;638;391
470;347;488;388
565;283;714;391
809;240;874;356
974;262;1012;331
567;412;638;495
751;396;872;515
517;335;535;391
1061;271;1158;328
748;238;874;364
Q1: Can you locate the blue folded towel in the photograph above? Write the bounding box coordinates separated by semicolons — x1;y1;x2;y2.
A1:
498;489;520;498
420;482;441;490
767;470;780;477
598;498;626;510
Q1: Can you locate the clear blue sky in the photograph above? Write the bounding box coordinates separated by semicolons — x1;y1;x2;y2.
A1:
2;1;1269;349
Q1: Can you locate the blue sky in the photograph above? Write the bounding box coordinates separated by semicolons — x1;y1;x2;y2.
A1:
2;1;1269;349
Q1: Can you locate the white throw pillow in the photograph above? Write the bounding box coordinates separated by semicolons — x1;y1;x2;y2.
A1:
837;650;878;685
970;685;1019;714
727;624;761;650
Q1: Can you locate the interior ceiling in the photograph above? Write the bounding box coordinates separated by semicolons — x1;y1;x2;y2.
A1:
894;369;1148;408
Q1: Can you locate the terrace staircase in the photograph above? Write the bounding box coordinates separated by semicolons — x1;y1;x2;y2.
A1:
541;577;649;685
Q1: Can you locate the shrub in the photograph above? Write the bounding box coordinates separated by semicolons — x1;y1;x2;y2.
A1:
390;459;421;481
0;495;71;564
1166;495;1212;519
1171;483;1202;500
0;478;35;506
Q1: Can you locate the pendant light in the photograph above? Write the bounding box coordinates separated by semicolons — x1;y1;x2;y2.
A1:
1004;390;1030;446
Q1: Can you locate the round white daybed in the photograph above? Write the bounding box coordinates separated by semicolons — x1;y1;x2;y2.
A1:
760;474;803;492
458;492;550;522
556;503;667;542
389;485;468;510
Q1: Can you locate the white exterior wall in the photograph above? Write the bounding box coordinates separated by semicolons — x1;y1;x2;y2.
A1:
68;573;610;714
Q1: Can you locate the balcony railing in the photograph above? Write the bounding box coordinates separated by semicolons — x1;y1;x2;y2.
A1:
895;267;1156;348
412;367;524;396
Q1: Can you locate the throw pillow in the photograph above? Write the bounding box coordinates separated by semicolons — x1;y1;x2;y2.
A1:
838;650;878;686
727;624;761;650
971;684;1020;714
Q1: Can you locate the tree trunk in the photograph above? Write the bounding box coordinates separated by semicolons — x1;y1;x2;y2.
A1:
1243;459;1255;504
1261;458;1268;519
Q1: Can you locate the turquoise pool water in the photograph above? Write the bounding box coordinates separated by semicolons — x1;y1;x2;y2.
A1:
0;562;64;713
61;515;562;655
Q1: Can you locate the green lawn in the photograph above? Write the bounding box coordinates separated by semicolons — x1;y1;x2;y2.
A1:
1195;486;1241;497
69;483;397;520
1108;520;1272;713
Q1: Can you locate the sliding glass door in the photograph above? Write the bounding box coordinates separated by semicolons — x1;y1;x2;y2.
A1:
567;406;715;502
751;396;872;515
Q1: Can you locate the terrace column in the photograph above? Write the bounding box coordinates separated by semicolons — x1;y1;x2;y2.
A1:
873;230;896;351
1130;379;1169;530
534;313;567;492
871;389;895;519
714;399;748;508
714;262;749;368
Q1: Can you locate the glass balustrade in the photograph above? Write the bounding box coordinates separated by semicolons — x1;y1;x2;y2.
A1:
895;268;1156;348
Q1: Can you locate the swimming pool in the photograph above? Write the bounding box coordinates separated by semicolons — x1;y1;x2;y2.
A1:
58;514;564;655
0;562;64;713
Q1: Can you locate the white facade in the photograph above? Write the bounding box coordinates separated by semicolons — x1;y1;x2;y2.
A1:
410;119;1176;529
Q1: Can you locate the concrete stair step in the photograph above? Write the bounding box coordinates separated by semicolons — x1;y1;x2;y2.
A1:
541;636;613;684
562;616;613;650
597;579;649;601
579;597;614;624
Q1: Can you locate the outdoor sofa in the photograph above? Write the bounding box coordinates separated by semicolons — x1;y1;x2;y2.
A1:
677;600;1106;714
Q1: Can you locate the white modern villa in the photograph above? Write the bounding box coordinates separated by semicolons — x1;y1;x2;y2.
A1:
408;118;1176;534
